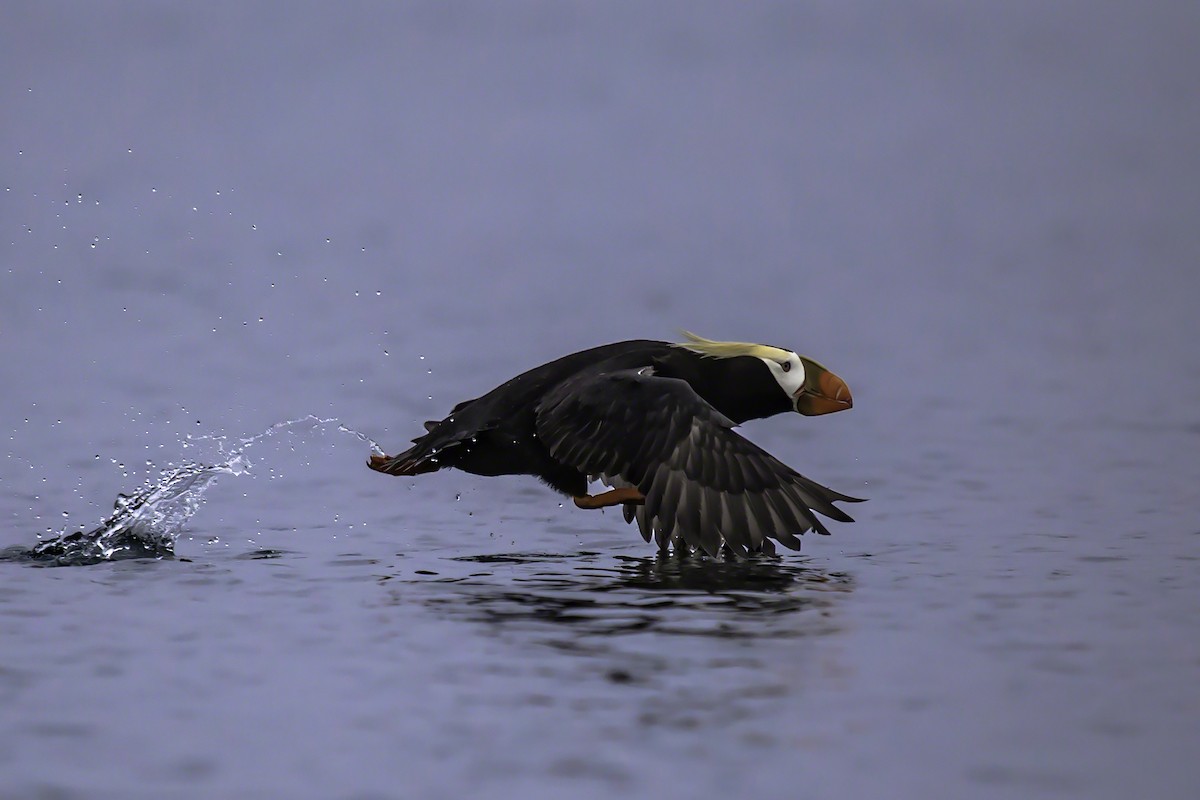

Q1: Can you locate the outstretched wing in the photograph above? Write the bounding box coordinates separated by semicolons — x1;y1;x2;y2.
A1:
535;369;863;555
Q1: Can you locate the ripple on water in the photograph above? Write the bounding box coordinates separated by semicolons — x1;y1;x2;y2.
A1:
368;549;856;742
392;550;852;642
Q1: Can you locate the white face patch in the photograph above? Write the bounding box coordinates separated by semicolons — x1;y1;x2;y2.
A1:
760;352;806;398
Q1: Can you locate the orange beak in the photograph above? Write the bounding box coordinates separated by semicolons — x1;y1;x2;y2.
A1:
794;366;853;416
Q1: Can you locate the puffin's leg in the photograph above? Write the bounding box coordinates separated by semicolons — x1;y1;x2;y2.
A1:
573;487;645;510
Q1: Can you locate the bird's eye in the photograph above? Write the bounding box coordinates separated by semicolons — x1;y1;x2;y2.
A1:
781;361;791;372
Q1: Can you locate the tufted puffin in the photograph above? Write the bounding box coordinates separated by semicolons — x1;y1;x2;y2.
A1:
369;332;862;556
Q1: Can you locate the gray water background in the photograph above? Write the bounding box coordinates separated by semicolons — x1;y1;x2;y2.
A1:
2;2;1198;798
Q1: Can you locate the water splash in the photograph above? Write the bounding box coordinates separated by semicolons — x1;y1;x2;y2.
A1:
186;414;384;460
6;415;384;567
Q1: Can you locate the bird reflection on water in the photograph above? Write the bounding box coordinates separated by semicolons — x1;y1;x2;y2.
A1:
398;551;853;642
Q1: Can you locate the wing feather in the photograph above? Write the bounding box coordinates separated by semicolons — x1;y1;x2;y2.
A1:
535;369;861;553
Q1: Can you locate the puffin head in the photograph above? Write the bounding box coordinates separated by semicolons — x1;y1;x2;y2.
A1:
676;331;853;417
766;353;854;416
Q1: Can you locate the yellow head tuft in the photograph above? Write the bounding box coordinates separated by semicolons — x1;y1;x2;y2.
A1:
673;331;791;363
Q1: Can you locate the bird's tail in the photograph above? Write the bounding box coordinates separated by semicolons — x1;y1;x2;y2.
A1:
367;446;440;476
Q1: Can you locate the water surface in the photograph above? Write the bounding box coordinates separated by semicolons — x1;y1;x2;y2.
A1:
2;3;1198;799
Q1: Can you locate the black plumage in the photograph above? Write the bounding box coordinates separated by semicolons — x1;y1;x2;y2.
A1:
370;338;862;555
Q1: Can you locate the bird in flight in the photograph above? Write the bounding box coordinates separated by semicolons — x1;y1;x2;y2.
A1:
369;332;862;556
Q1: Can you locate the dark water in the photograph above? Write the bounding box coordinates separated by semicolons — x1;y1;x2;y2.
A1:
2;3;1198;798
